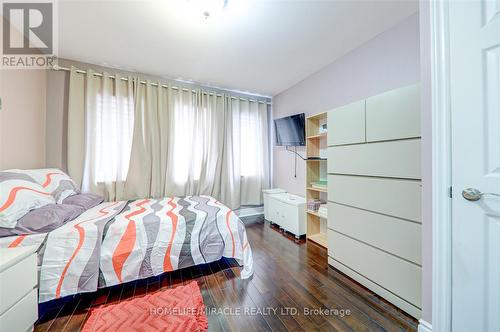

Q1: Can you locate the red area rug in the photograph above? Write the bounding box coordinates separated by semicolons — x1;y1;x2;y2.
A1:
82;281;208;332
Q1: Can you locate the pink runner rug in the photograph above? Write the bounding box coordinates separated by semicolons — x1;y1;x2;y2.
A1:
82;281;208;332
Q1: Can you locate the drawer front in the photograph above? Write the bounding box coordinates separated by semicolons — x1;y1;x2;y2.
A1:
327;100;365;146
327;139;421;179
327;202;421;264
366;84;420;142
0;253;37;315
328;230;421;307
0;288;38;332
327;174;421;222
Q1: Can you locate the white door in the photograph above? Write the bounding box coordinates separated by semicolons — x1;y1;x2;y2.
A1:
450;1;500;331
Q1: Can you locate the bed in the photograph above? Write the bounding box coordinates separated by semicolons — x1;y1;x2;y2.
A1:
0;170;253;303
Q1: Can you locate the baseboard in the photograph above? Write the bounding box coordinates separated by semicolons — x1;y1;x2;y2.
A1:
418;319;432;332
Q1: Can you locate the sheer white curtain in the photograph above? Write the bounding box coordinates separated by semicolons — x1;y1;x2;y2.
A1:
164;89;226;198
67;67;269;207
68;68;135;201
234;100;270;205
68;67;171;201
123;80;169;199
221;98;270;207
165;93;269;208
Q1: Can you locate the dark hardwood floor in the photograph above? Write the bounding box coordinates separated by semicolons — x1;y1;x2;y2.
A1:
34;216;418;332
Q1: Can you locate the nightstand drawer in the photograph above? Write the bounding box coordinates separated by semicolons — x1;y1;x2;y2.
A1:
0;288;38;332
0;253;37;315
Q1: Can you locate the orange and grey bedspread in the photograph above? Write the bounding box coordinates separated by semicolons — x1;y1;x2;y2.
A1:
0;195;253;303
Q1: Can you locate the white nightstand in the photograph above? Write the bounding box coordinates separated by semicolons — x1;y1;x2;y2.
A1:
0;246;39;332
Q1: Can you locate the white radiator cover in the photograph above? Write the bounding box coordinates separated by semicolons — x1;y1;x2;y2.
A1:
266;193;306;237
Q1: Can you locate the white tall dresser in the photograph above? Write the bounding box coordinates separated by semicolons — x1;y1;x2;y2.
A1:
327;84;422;318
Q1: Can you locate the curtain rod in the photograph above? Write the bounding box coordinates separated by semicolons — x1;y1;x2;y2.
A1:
51;65;272;105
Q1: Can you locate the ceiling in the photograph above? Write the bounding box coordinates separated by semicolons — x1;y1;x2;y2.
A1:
57;0;418;96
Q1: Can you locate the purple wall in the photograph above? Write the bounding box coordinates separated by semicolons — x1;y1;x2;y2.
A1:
272;12;432;323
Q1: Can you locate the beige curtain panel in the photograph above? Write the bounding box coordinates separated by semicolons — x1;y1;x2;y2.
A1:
67;66;270;208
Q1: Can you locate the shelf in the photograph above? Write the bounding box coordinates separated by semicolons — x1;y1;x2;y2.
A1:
306;133;327;139
306;112;328;251
308;233;328;248
307;210;327;218
307;187;327;193
307;112;327;121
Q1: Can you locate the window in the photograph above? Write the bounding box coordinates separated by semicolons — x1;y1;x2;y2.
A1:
170;97;267;185
93;94;134;183
239;109;260;177
171;101;199;184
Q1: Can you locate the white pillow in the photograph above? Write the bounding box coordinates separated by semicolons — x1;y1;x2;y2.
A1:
19;168;81;204
0;171;56;228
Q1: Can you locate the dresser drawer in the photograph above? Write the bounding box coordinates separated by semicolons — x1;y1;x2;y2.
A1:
327;174;421;222
327;202;421;264
327;100;365;146
0;288;38;332
366;84;420;142
328;230;421;307
327;139;421;179
0;253;37;315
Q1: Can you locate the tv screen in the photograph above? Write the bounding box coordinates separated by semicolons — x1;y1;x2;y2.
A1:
274;113;306;146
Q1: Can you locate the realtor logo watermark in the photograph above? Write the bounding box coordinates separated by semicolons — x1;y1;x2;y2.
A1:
1;0;57;68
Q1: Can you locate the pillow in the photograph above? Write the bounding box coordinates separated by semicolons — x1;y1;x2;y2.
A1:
0;203;85;237
0;171;56;228
0;228;13;237
62;193;104;210
19;169;80;204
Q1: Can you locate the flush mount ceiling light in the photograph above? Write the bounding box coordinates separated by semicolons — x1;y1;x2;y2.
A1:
186;0;229;19
164;0;249;25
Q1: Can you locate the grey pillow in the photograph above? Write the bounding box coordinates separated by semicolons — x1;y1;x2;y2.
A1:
0;204;85;237
62;193;104;210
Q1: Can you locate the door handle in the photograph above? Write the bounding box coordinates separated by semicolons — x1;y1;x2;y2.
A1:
462;188;500;201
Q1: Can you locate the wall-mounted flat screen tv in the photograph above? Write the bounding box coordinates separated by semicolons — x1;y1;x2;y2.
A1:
274;113;306;146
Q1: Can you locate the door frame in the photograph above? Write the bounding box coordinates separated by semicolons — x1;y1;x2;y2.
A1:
429;1;452;331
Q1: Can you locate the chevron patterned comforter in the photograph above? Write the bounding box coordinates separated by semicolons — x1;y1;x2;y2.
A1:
0;195;253;303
